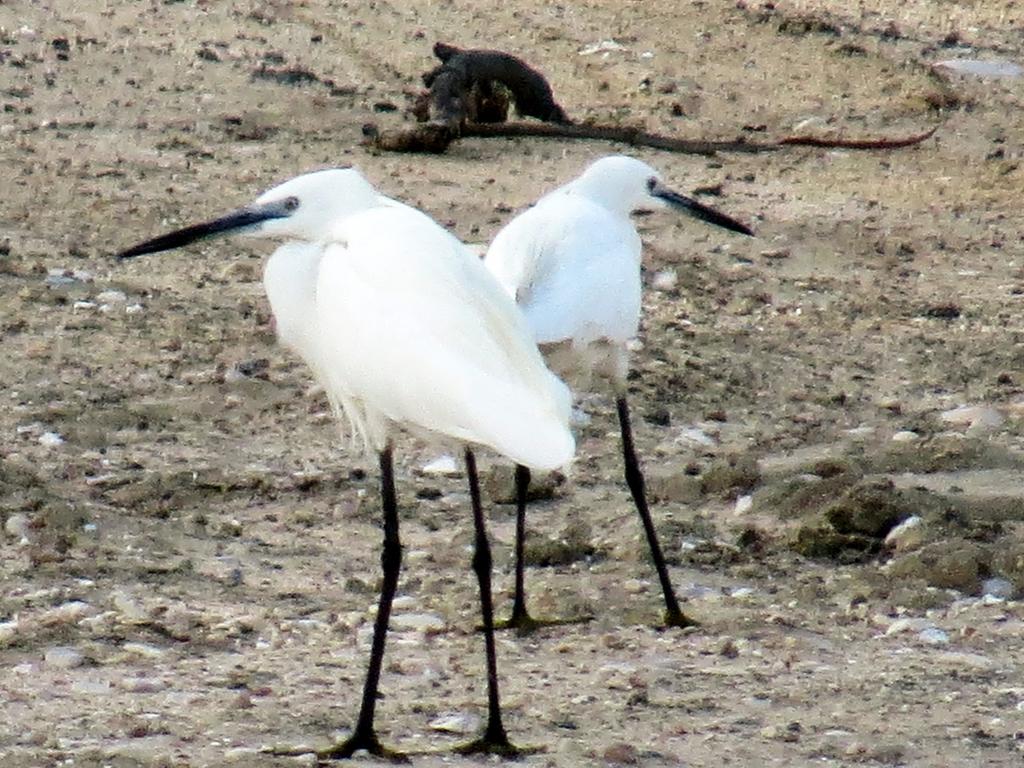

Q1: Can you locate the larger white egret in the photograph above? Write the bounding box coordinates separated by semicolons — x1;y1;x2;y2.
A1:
118;167;575;758
485;154;752;631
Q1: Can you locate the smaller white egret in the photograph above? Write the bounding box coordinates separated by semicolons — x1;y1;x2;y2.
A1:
118;167;575;758
485;154;752;631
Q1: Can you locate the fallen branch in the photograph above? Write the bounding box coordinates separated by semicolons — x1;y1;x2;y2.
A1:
363;119;941;156
778;124;939;149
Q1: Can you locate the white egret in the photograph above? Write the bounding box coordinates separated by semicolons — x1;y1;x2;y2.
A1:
485;154;752;631
118;167;574;758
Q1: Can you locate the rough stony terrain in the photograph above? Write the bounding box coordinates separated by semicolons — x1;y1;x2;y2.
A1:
2;1;1024;766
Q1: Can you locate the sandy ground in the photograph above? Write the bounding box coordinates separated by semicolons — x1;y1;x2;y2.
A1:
2;1;1024;766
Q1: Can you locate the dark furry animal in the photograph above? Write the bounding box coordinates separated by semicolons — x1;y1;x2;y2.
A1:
421;42;570;129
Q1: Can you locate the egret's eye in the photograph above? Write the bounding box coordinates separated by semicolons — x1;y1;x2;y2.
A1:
283;196;300;212
646;177;658;192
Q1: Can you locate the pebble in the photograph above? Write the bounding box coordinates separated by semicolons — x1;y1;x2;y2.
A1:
676;426;715;447
41;601;95;626
390;612;445;633
38;431;65;447
734;494;753;514
933;58;1024;78
428;712;480;734
884;515;925;552
419;454;458;476
4;513;31;541
72;679;112;695
981;578;1015;600
111;591;150;623
651;269;678;291
225;747;261;762
940;405;1004;433
44;646;85;669
884;617;935;636
935;651;998;671
122;642;168;660
96;289;127;304
0;618;20;643
918;627;949;645
579;39;626;55
119;676;168;693
125;303;145;315
391;596;418;610
891;430;920;442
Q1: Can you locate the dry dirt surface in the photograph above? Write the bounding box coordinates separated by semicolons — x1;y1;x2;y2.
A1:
2;1;1024;766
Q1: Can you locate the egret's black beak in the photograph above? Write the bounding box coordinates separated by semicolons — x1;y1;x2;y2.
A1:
117;197;297;260
649;179;753;237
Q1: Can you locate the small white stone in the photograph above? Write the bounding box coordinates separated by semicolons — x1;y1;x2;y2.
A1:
885;617;934;636
112;591;150;623
884;515;925;552
44;646;85;669
72;679;112;695
391;596;418;610
940;405;1004;430
579;39;626;55
73;300;97;311
651;269;678;292
119;676;168;693
38;431;65;447
981;578;1015;600
0;620;22;644
391;612;445;633
42;601;94;625
734;494;753;514
428;712;481;734
96;290;127;304
933;58;1024;78
676;427;715;447
224;747;261;762
891;430;920;442
420;455;458;476
125;303;145;315
918;627;949;645
122;642;168;660
4;513;31;540
935;651;998;670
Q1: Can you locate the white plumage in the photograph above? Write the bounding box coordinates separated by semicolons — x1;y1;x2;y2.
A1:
484;154;752;631
118;165;574;755
160;167;575;470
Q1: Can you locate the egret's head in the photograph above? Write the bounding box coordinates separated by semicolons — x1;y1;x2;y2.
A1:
117;167;380;259
569;154;753;236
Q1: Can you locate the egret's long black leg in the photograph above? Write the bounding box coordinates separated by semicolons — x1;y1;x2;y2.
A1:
511;464;531;623
495;465;592;635
456;449;520;756
616;396;697;629
319;448;406;762
494;464;542;633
